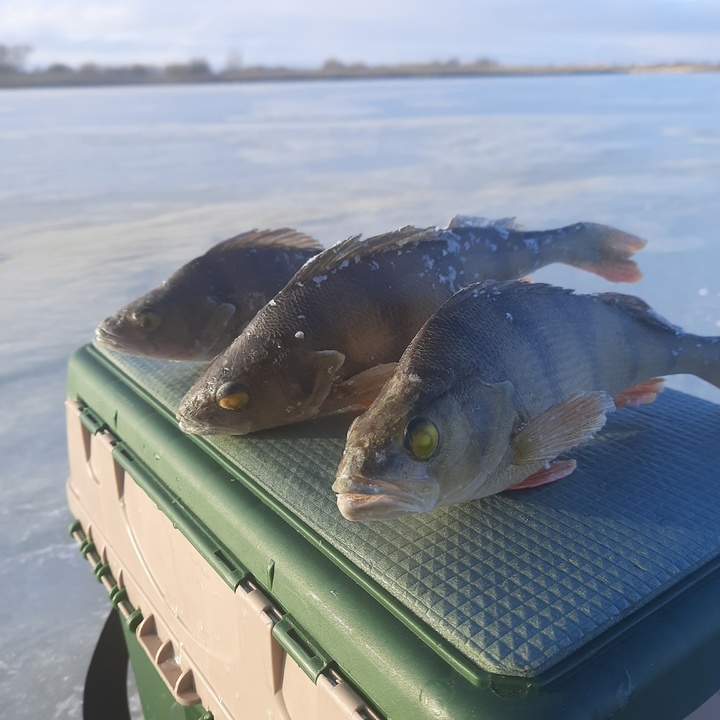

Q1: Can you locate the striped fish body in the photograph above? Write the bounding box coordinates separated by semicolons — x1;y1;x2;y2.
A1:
249;222;644;380
177;220;645;435
415;282;717;421
333;281;720;520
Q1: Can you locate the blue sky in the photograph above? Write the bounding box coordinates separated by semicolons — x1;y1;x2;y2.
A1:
2;0;719;69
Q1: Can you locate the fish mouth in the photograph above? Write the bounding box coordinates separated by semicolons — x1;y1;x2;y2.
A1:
176;413;251;436
332;475;438;521
176;414;215;435
94;324;134;353
176;398;253;436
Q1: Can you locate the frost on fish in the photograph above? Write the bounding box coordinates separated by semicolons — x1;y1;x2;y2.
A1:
447;215;524;231
438;267;458;290
445;235;460;255
176;219;649;436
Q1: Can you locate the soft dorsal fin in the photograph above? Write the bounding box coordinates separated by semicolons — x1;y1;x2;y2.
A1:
447;215;525;231
596;292;681;333
207;228;323;253
291;225;444;283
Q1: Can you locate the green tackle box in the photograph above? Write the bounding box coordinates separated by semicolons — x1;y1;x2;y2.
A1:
66;343;720;720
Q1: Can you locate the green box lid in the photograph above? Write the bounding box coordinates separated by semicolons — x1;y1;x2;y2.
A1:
68;344;720;719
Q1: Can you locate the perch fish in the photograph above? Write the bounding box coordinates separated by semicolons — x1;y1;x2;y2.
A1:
95;228;322;360
333;280;720;520
177;217;646;435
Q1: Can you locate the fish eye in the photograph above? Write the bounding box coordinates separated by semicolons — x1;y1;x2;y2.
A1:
404;418;439;460
132;308;161;333
216;381;250;411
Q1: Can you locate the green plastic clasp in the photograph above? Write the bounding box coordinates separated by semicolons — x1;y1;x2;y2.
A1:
272;614;329;682
79;407;105;434
69;519;84;539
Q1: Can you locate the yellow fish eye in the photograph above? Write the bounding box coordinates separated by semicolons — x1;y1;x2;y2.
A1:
404;418;439;460
133;308;161;333
216;381;250;410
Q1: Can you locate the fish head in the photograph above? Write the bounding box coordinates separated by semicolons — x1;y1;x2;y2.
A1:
333;372;517;521
175;327;346;435
96;283;237;361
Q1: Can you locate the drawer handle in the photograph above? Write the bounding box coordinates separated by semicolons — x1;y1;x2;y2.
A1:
136;614;201;706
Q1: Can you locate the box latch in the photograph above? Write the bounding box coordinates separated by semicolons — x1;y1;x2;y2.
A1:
272;614;330;682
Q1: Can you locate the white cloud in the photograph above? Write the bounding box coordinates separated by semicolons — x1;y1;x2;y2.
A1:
1;0;718;68
3;2;134;37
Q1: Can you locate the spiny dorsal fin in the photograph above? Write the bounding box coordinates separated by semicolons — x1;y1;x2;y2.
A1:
596;292;682;334
447;215;525;231
291;225;444;283
207;228;323;253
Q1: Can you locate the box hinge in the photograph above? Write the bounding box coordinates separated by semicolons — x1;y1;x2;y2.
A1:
272;613;330;682
69;518;143;631
239;578;383;718
79;406;106;434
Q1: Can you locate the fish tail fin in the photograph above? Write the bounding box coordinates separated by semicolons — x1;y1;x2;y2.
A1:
678;335;720;390
557;223;647;283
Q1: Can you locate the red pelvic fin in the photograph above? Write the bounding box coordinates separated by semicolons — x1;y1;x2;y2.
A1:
613;377;665;408
507;459;577;491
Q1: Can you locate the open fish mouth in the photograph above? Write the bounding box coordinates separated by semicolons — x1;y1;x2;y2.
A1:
333;476;437;521
94;323;157;356
94;324;131;352
176;414;214;435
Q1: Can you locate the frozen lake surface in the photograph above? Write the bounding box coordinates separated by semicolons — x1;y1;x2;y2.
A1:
1;73;719;717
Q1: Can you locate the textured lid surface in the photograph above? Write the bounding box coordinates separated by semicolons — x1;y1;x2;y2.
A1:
93;346;720;677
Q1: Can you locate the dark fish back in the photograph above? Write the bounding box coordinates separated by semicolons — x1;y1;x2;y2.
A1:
402;281;691;414
201;245;319;304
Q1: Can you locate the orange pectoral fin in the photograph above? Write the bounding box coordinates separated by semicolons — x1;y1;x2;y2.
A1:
613;377;665;408
320;362;398;415
507;459;577;490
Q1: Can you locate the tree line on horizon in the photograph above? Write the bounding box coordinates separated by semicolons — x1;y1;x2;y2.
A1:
0;43;500;81
1;43;718;88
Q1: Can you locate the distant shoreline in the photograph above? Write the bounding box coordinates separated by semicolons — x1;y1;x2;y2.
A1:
1;60;719;90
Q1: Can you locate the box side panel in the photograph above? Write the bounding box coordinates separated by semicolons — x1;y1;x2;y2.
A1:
67;398;379;720
67;346;720;720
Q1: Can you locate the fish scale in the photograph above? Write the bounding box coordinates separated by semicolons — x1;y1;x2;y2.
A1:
178;218;647;435
334;280;720;520
408;283;700;416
